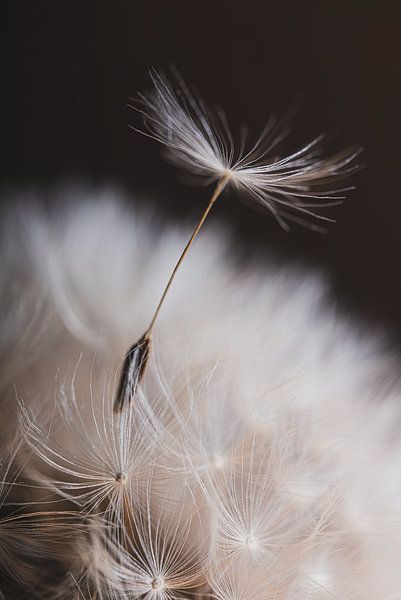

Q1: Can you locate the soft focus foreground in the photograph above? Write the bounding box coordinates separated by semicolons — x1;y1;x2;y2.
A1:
1;188;401;598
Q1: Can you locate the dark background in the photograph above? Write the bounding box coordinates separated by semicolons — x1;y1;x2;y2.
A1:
2;1;401;338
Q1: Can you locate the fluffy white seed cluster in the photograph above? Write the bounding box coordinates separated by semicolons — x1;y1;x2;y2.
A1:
1;191;401;599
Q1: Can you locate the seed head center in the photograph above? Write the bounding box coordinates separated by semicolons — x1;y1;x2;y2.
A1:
151;576;164;591
243;534;258;550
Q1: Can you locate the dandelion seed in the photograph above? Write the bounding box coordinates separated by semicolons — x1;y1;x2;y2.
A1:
166;369;246;487
115;333;151;412
208;435;334;575
116;69;360;409
18;363;163;525
84;478;208;600
132;68;360;231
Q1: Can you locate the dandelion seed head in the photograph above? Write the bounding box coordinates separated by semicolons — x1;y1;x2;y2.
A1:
5;192;401;598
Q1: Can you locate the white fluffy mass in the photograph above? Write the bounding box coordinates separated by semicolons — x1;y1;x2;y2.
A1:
1;187;401;599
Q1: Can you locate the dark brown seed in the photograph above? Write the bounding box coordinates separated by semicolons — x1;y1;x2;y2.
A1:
114;333;151;411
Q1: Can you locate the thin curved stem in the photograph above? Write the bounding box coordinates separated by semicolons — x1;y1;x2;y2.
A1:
115;174;230;410
145;173;231;338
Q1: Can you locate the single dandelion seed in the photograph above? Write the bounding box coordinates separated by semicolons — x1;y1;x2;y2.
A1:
116;68;361;410
84;478;208;599
18;364;162;526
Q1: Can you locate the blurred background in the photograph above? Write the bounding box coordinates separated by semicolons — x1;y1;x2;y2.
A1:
2;1;401;338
